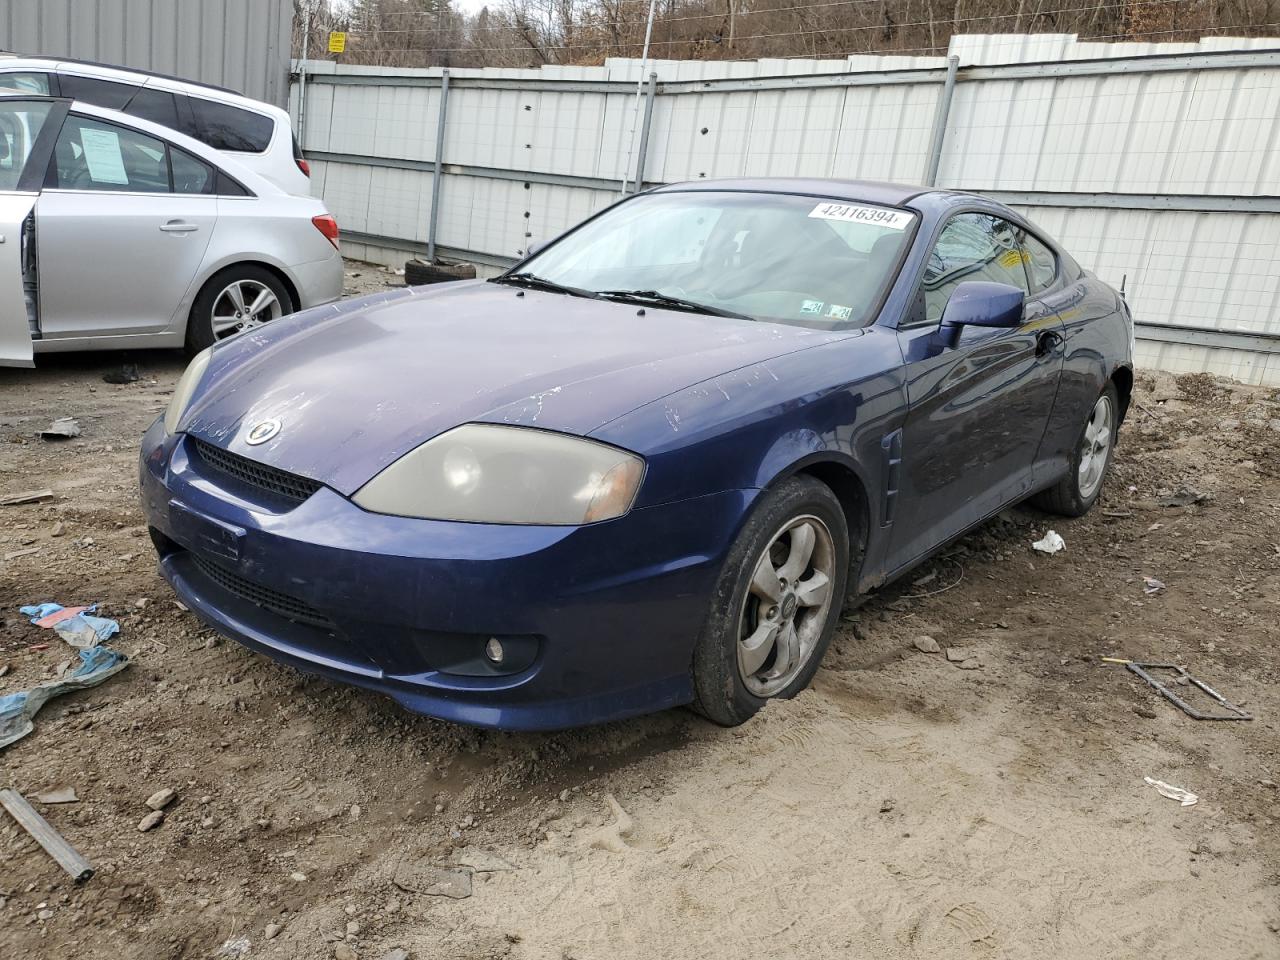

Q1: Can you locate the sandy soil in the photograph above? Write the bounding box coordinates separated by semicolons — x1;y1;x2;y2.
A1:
1;263;1278;960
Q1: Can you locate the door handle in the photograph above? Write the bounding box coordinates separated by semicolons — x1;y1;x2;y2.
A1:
1035;330;1062;358
159;220;199;234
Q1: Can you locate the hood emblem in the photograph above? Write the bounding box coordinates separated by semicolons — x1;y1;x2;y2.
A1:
245;418;282;445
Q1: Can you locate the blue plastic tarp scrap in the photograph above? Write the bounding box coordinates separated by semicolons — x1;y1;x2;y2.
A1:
1;603;129;750
20;602;119;649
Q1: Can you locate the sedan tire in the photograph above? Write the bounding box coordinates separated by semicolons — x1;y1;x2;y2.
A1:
691;476;849;727
186;265;294;354
1032;381;1119;517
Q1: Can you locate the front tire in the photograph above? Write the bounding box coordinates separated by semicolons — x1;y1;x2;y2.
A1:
186;265;293;355
691;476;850;727
1032;382;1119;517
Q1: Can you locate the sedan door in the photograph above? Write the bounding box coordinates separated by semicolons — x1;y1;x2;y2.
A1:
0;97;67;366
35;112;216;339
884;212;1064;574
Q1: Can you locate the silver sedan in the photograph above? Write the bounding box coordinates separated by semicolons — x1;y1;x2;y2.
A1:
0;95;343;366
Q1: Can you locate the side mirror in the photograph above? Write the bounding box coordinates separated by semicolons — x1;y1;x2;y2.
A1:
940;280;1025;330
525;239;548;257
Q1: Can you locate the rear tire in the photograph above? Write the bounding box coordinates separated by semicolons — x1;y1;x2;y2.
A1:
404;259;477;286
691;476;850;727
185;265;293;355
1032;382;1119;517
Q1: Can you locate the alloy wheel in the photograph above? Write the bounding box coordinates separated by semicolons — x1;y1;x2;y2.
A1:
211;279;284;339
737;514;836;698
1078;393;1114;500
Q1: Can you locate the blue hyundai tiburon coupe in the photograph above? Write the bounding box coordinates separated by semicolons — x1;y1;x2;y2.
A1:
141;179;1134;730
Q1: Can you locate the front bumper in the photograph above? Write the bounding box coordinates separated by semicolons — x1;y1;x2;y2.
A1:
139;419;753;730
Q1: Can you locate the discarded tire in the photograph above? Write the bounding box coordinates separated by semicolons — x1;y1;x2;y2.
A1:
404;259;477;286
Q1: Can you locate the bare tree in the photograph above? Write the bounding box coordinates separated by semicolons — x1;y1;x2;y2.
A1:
298;0;1275;68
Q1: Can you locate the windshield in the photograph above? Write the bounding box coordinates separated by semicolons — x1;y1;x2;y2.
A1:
509;191;916;328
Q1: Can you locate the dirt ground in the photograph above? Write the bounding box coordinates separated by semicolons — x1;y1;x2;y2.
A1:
2;262;1279;960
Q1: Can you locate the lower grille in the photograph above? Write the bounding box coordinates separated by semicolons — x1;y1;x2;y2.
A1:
191;553;335;631
191;438;322;505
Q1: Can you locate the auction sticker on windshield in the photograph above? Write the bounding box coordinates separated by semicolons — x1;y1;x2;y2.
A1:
808;202;912;230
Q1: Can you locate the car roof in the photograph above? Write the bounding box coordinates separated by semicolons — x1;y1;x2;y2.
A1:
652;177;934;207
0;54;285;119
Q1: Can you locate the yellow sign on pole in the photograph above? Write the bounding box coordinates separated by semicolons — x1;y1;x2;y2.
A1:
328;32;347;54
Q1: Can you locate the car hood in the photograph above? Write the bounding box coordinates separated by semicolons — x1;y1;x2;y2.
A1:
181;281;843;495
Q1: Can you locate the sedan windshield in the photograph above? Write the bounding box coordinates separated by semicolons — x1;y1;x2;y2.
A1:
505;190;917;328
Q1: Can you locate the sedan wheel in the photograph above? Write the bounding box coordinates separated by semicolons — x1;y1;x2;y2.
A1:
738;516;836;698
1032;381;1120;517
186;265;294;355
211;279;284;339
1077;394;1114;500
692;476;850;726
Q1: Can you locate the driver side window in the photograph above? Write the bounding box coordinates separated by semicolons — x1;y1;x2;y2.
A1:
920;213;1030;324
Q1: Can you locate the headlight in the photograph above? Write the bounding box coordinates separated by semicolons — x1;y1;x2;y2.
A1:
352;424;645;525
163;347;213;434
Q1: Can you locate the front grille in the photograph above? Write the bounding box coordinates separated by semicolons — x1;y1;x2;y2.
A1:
191;438;322;505
191;553;335;631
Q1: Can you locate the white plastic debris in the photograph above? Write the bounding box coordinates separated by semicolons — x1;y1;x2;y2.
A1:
1144;777;1198;807
1143;576;1166;595
1031;530;1065;554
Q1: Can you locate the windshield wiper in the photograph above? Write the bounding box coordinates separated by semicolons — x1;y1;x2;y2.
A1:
493;272;600;299
596;289;751;320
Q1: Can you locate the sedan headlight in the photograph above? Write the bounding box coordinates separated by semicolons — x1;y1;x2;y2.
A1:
352;424;645;525
163;347;213;434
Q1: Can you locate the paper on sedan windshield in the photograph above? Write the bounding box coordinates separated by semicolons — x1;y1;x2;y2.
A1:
808;202;912;230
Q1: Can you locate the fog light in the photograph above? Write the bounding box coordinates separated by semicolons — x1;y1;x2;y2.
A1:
484;637;505;664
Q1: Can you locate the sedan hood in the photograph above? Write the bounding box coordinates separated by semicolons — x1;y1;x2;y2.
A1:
182;281;841;495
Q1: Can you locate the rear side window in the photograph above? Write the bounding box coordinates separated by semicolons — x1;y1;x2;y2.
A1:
171;147;213;194
190;98;272;153
124;88;180;130
0;72;52;95
58;74;139;110
1021;233;1058;294
50;115;169;193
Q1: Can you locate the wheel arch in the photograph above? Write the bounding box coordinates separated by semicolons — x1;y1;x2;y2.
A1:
761;452;873;582
1111;363;1134;425
188;260;301;323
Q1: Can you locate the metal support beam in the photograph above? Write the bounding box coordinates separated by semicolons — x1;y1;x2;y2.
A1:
342;229;518;269
633;73;658;194
1136;322;1280;355
303;72;634;94
657;67;948;94
989;191;1280;215
925;55;958;187
960;48;1280;83
307;151;629;192
427;70;449;264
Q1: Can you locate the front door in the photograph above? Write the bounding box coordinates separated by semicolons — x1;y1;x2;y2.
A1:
36;111;215;339
885;212;1065;574
0;97;66;366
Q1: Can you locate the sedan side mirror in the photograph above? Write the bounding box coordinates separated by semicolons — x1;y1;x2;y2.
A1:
940;280;1025;330
525;239;548;257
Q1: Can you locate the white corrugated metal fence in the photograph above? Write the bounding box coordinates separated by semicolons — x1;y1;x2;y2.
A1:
292;34;1280;384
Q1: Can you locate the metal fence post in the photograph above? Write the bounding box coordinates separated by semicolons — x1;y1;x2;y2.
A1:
427;70;450;264
925;55;959;187
632;73;658;193
297;4;310;146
